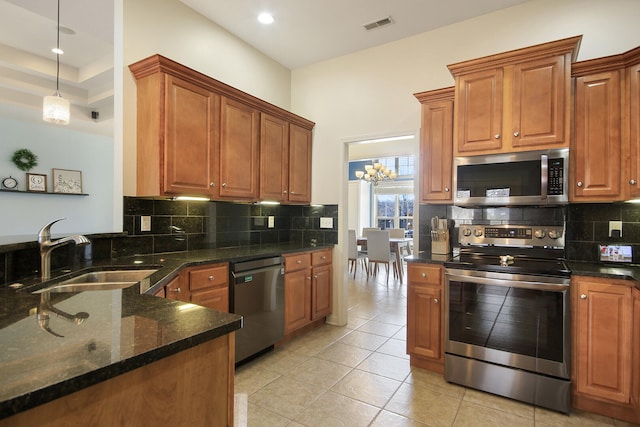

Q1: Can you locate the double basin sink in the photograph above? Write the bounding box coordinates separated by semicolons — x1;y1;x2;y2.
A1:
33;269;159;294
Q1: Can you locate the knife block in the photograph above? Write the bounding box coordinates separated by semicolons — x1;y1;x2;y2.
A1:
432;231;450;254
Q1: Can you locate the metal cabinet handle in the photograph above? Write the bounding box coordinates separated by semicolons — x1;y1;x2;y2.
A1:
421;272;427;278
580;294;587;300
445;187;450;192
314;275;318;279
170;287;181;293
630;179;637;185
209;182;215;187
222;183;227;188
296;260;303;264
577;181;583;187
494;134;501;139
321;256;327;260
283;190;288;194
290;191;297;195
513;131;519;137
434;298;439;304
208;275;214;281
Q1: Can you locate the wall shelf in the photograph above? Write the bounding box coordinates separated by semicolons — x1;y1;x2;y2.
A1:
0;189;88;196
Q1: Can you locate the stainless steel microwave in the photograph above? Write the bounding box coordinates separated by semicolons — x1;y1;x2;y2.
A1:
453;148;569;206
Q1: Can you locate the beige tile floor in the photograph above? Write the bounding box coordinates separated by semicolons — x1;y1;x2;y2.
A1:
234;264;638;427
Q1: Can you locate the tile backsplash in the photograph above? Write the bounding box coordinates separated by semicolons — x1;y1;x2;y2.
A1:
0;197;338;285
419;203;640;263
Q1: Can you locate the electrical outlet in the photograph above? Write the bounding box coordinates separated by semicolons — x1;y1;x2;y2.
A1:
609;220;623;238
141;216;151;232
320;217;333;229
268;216;275;228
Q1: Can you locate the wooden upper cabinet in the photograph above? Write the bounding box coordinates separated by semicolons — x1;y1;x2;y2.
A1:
129;54;315;202
454;68;503;154
260;113;290;201
414;87;454;203
288;124;312;204
628;50;640;198
218;97;259;200
448;35;581;156
571;64;623;202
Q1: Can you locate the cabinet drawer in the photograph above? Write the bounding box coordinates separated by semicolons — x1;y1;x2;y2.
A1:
285;253;311;272
408;265;442;285
189;264;229;291
312;249;332;266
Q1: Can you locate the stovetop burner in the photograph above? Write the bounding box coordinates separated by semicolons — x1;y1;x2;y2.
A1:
445;250;571;278
445;224;570;278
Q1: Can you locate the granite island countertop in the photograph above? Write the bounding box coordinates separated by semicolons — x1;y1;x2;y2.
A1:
0;242;331;419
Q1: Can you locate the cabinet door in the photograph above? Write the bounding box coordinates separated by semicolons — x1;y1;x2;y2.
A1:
165;275;188;302
311;264;332;320
288;124;312;203
575;277;632;404
407;284;442;360
218;97;259;199
454;68;503;155
419;91;454;203
191;287;229;313
164;76;219;196
260;113;289;201
511;55;567;149
572;70;623;201
629;63;640;198
284;269;311;334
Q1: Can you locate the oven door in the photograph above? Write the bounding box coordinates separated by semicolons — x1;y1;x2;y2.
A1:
445;268;570;379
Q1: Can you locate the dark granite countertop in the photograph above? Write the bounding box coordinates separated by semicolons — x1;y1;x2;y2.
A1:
0;242;330;420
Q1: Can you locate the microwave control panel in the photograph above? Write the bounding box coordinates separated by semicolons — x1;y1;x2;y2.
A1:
547;158;564;195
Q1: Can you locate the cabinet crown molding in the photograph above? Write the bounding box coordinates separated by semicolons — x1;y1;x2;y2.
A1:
414;86;455;103
129;54;315;130
447;35;582;76
572;45;640;76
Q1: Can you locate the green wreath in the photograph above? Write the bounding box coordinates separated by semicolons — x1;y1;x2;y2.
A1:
11;148;38;172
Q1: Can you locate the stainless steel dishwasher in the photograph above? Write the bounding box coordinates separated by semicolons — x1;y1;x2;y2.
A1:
230;256;284;364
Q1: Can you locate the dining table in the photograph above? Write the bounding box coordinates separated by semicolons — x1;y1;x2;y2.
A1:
356;236;412;282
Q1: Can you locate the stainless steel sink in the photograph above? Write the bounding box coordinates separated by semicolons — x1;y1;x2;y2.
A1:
33;269;158;293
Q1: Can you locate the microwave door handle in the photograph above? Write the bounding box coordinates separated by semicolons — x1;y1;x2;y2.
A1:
541;154;548;200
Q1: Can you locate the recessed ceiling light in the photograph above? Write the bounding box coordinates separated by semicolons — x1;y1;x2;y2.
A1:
258;12;274;24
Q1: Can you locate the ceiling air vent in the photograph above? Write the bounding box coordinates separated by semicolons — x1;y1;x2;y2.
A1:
363;16;394;31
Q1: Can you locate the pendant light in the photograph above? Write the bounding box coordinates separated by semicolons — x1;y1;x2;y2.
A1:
42;0;70;125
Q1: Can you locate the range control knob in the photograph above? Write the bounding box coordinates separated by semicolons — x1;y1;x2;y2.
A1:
548;229;562;239
473;228;483;237
462;228;472;237
534;229;546;239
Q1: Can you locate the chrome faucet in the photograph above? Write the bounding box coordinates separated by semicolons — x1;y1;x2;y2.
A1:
38;218;90;281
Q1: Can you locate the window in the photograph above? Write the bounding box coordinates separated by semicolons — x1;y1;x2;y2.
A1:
372;155;415;236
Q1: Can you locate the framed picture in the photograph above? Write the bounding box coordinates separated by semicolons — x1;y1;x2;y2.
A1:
26;173;47;192
52;169;83;194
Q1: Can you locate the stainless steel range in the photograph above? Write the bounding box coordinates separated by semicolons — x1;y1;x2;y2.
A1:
444;224;571;413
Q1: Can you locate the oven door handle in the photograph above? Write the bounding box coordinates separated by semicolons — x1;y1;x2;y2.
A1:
446;272;569;291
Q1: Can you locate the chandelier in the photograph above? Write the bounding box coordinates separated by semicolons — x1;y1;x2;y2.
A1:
354;163;398;186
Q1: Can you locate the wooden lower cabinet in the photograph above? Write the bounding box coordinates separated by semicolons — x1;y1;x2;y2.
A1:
572;276;639;424
407;263;444;373
0;334;236;427
283;249;332;335
158;263;229;313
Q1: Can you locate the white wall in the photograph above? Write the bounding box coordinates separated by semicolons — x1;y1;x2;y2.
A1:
292;0;640;206
0;116;114;237
121;0;292;195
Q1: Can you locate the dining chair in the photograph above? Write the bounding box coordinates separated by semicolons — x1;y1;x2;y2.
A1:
366;230;398;284
362;227;380;237
388;228;405;238
348;229;368;277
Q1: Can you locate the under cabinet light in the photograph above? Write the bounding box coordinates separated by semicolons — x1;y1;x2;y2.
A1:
173;196;210;202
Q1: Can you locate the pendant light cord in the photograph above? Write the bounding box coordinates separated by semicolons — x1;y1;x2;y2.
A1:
55;0;61;93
